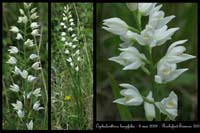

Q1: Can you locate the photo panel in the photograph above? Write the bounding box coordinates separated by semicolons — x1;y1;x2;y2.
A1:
2;3;48;130
51;2;93;130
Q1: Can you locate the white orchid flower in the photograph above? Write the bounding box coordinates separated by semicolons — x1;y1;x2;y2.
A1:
127;25;179;47
72;34;76;37
17;109;24;118
6;56;17;64
16;33;23;40
148;10;175;30
11;100;23;110
68;27;73;32
72;45;77;49
17;16;28;24
64;49;70;54
69;18;74;22
70;62;74;67
30;13;39;19
75;50;80;55
77;56;81;61
24;3;32;9
11;66;28;79
26;120;33;130
10;26;19;33
126;3;138;11
70;22;75;26
138;3;157;16
60;22;65;26
31;29;40;36
72;37;78;42
27;91;32;99
9;83;20;92
32;88;41;97
19;9;25;15
27;75;37;82
33;101;44;111
61;32;66;36
31;7;37;13
31;22;40;29
29;54;39;60
67;57;72;63
8;46;19;54
12;66;21;75
161;40;196;64
102;17;129;36
75;66;79;72
68;42;72;47
156;91;178;120
144;91;155;121
113;83;143;106
155;60;188;84
109;46;147;70
20;70;28;79
32;62;42;70
118;34;132;48
61;37;66;42
24;39;35;47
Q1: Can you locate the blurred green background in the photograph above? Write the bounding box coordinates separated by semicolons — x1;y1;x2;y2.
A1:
96;3;197;121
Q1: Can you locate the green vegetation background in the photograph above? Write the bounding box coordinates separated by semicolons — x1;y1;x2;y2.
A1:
96;3;197;121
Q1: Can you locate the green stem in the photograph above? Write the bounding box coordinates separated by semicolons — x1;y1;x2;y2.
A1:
141;65;150;75
128;26;140;34
143;96;155;105
133;11;142;31
146;46;161;121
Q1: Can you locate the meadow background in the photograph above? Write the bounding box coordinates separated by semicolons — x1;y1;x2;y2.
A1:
51;3;93;130
2;3;48;129
96;3;198;121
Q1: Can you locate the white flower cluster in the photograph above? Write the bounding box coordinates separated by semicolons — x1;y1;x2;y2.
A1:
7;3;44;130
103;3;195;121
60;5;81;72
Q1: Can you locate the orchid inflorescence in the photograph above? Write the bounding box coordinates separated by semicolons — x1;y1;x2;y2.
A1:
60;5;81;72
7;3;45;129
102;3;195;121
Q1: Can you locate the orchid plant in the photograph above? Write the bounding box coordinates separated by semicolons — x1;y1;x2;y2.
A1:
4;3;48;129
102;3;195;121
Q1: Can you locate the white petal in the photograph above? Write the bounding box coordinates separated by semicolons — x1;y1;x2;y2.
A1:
29;54;39;60
26;120;33;130
138;3;156;16
156;15;175;29
167;40;188;53
144;91;155;121
126;31;146;46
113;98;126;105
119;83;139;93
166;54;195;64
102;17;128;35
126;96;143;105
155;75;162;84
156;28;179;46
126;3;138;11
20;70;28;79
17;110;24;118
123;61;141;70
165;68;188;83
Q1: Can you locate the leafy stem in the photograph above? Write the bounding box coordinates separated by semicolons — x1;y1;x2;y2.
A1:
147;46;161;121
133;11;142;31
